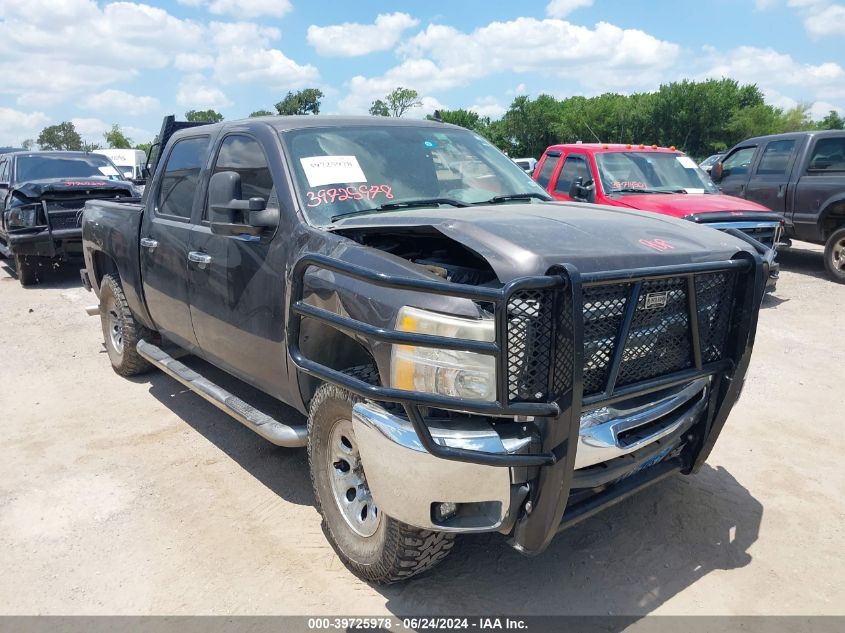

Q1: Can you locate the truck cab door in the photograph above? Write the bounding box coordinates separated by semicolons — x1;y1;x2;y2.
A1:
187;133;289;400
744;138;798;213
715;145;757;198
792;135;845;242
139;135;211;351
550;153;593;201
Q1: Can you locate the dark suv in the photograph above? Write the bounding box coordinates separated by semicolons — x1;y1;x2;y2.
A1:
712;130;845;282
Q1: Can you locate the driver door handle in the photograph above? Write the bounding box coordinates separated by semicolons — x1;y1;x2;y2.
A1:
188;251;212;269
140;237;158;249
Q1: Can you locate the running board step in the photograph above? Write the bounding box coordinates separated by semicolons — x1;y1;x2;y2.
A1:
137;339;307;448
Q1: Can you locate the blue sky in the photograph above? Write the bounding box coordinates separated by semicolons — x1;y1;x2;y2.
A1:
1;0;843;146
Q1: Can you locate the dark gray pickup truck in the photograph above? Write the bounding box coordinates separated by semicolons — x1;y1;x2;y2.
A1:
80;116;768;583
712;130;845;282
0;151;136;285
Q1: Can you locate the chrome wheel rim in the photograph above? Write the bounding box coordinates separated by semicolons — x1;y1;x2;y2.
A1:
833;237;845;272
108;306;124;355
327;418;380;537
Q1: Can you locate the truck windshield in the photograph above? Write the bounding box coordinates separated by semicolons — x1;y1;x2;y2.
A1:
282;125;550;224
15;154;122;182
595;152;719;194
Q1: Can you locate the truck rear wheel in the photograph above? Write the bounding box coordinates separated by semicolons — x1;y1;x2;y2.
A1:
824;227;845;284
99;273;153;376
307;367;456;583
14;254;39;286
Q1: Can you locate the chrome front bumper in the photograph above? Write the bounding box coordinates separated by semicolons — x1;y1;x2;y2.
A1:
352;379;709;534
351;403;518;532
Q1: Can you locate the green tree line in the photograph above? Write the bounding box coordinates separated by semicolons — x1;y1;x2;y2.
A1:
27;80;844;159
437;79;844;159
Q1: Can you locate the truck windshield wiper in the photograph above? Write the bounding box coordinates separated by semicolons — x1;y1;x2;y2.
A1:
612;188;678;194
478;193;552;204
331;198;468;222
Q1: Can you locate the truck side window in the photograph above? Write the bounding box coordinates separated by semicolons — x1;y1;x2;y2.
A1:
535;155;560;188
206;135;274;222
755;140;796;175
0;159;8;184
156;136;210;219
807;137;845;172
721;147;756;177
554;155;591;194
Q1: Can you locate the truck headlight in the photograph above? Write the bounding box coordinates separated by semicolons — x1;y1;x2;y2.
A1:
390;306;496;402
6;205;40;228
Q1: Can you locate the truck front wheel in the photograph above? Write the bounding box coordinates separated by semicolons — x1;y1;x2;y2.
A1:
99;273;153;376
307;368;456;583
14;254;39;286
824;227;845;284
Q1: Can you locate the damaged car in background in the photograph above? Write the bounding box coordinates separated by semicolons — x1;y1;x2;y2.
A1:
0;151;137;285
80;115;770;583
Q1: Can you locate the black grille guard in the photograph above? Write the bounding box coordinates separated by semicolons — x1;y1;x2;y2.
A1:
289;249;766;463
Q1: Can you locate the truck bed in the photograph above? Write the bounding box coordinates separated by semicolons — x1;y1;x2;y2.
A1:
81;198;153;330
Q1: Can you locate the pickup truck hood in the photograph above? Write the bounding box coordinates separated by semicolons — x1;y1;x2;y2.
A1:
333;201;756;282
13;177;134;199
609;192;773;217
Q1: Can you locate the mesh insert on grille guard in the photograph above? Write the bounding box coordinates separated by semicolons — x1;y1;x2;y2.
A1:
506;271;738;403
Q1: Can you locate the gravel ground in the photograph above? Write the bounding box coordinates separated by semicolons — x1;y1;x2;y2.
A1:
0;242;842;616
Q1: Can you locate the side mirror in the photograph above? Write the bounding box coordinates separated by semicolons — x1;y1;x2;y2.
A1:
569;177;596;202
710;162;724;182
208;171;279;237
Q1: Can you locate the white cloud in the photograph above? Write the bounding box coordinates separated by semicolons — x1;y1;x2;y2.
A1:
756;0;845;37
176;0;292;17
174;53;215;71
0;107;51;145
209;21;280;48
546;0;593;18
80;90;160;116
307;13;420;57
213;47;319;88
340;17;680;113
176;75;232;110
0;0;203;103
400;19;679;85
70;117;110;141
808;100;844;119
339;59;471;113
0;0;315;106
803;3;845;36
701;45;845;102
207;0;292;18
470;97;507;119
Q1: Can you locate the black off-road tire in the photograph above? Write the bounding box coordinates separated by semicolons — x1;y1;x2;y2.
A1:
823;227;845;284
14;254;39;286
307;365;456;583
99;273;153;376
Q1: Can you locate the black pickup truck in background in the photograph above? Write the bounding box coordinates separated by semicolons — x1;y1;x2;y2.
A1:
712;130;845;282
0;151;137;285
81;115;768;583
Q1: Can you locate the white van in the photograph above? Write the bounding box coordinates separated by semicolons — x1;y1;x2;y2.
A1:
93;149;146;181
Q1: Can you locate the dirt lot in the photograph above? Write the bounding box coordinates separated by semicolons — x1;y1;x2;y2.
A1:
0;243;842;616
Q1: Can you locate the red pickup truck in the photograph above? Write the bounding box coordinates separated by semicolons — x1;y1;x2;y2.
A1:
533;143;782;289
